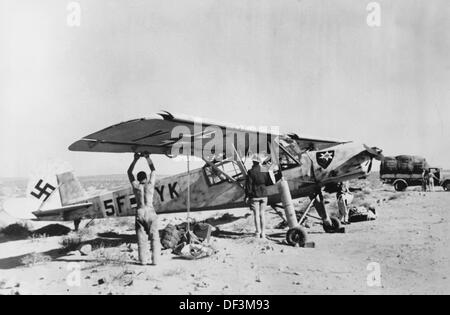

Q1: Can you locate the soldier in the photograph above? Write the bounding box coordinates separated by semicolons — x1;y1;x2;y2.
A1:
128;152;160;265
245;155;270;238
428;170;438;192
336;181;354;225
421;169;428;192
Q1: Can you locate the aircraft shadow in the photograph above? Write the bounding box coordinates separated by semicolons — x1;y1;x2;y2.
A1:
211;229;255;239
0;223;72;244
203;213;250;227
0;235;28;244
0;233;138;270
0;248;67;270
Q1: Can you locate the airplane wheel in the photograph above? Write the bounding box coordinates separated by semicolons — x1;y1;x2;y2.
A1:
286;226;308;247
323;217;342;233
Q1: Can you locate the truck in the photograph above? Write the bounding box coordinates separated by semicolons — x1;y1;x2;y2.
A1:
440;169;450;191
380;155;446;191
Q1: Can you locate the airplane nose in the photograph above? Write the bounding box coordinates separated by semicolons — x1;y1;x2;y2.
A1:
363;144;384;161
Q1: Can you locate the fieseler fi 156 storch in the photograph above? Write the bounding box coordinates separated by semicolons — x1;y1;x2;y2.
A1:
4;111;383;246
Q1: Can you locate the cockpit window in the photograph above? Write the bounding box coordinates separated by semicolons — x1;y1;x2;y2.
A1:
278;150;299;170
277;137;302;170
203;160;245;186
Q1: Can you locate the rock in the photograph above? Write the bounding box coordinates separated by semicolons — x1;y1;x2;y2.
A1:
0;278;18;289
79;244;92;256
98;278;106;285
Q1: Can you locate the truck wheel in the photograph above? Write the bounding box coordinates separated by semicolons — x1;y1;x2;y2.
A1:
394;180;407;192
444;181;450;191
323;217;342;233
286;226;308;247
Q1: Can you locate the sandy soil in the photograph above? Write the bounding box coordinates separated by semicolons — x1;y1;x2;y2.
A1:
0;177;449;295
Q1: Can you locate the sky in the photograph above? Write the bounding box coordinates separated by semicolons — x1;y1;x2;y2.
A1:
1;0;449;178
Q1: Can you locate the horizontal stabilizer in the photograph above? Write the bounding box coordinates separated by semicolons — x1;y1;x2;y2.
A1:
32;203;93;221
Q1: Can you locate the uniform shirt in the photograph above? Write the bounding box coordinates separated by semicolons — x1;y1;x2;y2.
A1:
246;164;270;198
336;182;350;199
131;171;156;209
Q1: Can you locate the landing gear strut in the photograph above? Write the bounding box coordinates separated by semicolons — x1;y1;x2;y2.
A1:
306;190;345;233
277;178;308;247
305;191;344;234
74;218;81;231
274;181;344;246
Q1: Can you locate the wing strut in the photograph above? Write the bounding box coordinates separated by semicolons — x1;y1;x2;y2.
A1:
202;158;245;190
274;137;302;166
187;154;191;233
231;143;248;176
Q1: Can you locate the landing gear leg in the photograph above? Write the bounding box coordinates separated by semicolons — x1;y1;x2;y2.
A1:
310;190;344;234
278;179;308;247
270;204;288;225
74;219;81;231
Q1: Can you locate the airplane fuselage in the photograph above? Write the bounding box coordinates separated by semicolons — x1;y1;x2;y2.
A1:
42;142;375;222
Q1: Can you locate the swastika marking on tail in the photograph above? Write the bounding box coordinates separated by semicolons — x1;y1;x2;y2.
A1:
30;179;56;201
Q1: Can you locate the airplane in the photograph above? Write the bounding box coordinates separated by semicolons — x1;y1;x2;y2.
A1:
3;111;383;246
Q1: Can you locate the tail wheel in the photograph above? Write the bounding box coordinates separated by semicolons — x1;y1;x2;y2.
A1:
394;180;407;192
286;226;308;247
323;217;342;233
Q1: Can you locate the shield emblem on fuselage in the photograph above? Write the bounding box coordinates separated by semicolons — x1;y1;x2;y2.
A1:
316;150;335;169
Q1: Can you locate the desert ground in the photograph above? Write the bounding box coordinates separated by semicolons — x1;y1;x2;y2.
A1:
0;174;449;295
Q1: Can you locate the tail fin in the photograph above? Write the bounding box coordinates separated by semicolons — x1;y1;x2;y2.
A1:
56;172;87;205
3;162;86;219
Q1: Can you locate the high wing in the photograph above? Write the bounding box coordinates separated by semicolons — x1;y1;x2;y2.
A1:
69;111;346;159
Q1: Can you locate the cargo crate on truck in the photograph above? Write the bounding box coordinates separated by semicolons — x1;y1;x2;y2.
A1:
380;155;443;191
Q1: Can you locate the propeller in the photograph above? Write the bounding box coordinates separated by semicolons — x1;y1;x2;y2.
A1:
363;144;384;161
158;110;174;120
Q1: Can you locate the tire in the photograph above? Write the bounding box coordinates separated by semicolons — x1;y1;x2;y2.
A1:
444;181;450;191
323;216;342;233
286;226;308;247
393;180;407;192
161;224;182;250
